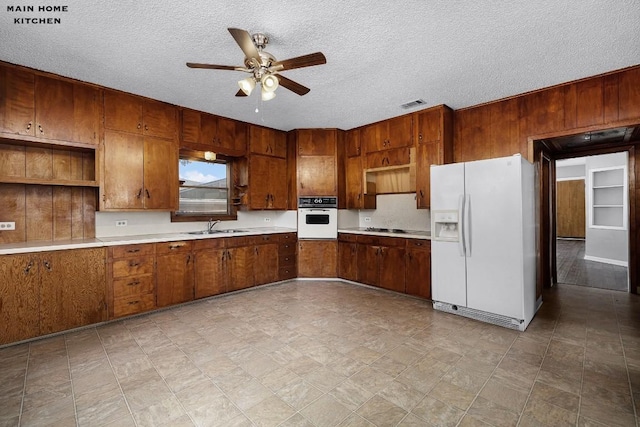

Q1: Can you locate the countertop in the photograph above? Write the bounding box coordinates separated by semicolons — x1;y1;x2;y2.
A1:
0;227;297;255
338;227;431;240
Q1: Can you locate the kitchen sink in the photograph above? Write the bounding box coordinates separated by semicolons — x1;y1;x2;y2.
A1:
186;229;248;235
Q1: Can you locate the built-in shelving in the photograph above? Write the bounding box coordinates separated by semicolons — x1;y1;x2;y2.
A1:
589;166;627;229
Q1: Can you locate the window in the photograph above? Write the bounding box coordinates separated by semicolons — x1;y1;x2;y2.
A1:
173;157;232;220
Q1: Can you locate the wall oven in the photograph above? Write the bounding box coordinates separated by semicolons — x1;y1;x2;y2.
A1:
297;197;338;239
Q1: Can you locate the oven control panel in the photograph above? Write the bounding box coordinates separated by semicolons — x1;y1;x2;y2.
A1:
298;197;338;208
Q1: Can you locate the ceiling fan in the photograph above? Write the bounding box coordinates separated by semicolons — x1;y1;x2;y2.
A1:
187;28;326;101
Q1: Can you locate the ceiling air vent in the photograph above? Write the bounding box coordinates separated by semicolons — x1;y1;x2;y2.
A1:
400;99;426;109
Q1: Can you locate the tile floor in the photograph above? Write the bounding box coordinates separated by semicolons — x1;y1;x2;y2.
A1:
556;239;628;291
1;280;639;427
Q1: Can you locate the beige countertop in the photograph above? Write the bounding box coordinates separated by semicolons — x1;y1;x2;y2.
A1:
338;227;431;240
0;227;297;255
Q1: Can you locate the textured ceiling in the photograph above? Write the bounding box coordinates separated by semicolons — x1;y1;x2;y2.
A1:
2;1;639;131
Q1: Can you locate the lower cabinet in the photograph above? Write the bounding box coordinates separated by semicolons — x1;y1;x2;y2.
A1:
338;234;358;281
298;239;337;278
0;247;107;345
278;233;297;280
226;237;256;292
156;241;194;307
405;240;431;299
108;243;156;318
193;238;227;298
254;235;279;286
356;235;406;292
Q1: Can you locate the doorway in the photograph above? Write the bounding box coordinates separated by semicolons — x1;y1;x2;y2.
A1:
555;156;629;291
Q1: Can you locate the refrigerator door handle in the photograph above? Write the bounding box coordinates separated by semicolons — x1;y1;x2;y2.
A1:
458;194;466;257
464;194;471;257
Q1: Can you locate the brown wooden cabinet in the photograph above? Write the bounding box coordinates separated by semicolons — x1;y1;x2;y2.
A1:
193;238;227;298
296;129;337;156
414;105;453;209
108;243;156;318
226;237;256;292
181;109;247;156
338;233;358;282
156;241;194;307
362;115;413;154
249;125;287;158
294;129;339;197
298;239;337;278
405;240;431;299
247;154;287;209
104;90;178;140
278;233;297;280
254;235;279;286
365;147;411;169
0;65;100;146
356;235;406;292
102;131;178;210
345;128;361;158
0;248;107;345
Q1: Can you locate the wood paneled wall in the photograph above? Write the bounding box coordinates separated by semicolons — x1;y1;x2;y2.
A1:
0;143;96;243
453;65;640;293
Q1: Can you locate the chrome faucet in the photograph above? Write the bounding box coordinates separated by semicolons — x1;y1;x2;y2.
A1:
207;219;220;232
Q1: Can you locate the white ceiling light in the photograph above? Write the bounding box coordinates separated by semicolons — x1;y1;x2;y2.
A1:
261;74;279;93
261;89;276;101
238;77;256;96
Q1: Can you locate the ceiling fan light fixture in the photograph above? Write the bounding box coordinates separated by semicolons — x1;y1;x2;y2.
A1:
261;88;276;101
238;77;256;96
261;74;279;93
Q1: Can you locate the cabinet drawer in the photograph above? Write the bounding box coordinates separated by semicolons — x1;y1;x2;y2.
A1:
155;240;193;255
279;253;296;267
338;233;358;243
279;266;297;280
279;242;297;255
112;256;154;278
226;236;256;248
110;243;154;259
112;275;154;298
407;239;430;249
193;237;226;251
113;293;155;318
278;233;297;243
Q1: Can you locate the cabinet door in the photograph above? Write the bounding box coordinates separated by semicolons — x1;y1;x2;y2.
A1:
143;137;178;210
102;130;145;209
216;116;247;155
338;241;358;282
297;129;336;156
0;65;35;136
361;122;382;153
346;155;363;209
156;251;194;307
248;154;272;209
269;157;288;209
104;90;143;134
0;254;40;344
143;99;177;140
194;248;227;298
35;76;99;144
415;142;441;209
406;244;431;299
366;147;411;168
249;126;285;157
181;108;202;146
357;244;379;286
254;243;279;285
345;129;361;157
298;156;336;196
227;246;255;291
39;248;107;335
378;246;406;293
415;108;442;144
298;240;337;278
384;115;413;149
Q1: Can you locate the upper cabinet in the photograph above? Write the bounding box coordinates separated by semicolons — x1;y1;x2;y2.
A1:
181;109;247;156
104;90;178;140
362;115;413;153
345;128;361;157
294;129;338;197
249;125;287;158
414;105;453;209
0;65;100;146
297;129;337;156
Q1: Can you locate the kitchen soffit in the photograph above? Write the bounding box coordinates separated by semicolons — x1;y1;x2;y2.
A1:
1;1;639;131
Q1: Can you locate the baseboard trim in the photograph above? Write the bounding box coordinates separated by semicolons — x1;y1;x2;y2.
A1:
584;255;628;267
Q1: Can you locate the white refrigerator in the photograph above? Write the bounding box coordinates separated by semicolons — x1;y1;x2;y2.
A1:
430;154;539;331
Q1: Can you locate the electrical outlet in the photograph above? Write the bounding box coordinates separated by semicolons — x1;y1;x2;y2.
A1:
0;221;16;230
116;220;128;227
264;217;271;223
364;217;371;222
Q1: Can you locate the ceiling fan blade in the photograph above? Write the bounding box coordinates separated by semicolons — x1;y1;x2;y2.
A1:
271;52;326;71
228;28;261;67
235;89;248;97
277;75;311;96
186;62;246;71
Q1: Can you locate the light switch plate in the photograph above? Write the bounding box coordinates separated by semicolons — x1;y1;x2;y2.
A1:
0;221;16;230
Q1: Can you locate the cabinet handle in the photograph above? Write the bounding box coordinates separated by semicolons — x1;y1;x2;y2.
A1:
226;250;231;260
169;244;184;250
128;300;140;305
127;280;140;286
24;260;34;275
418;133;423;142
145;189;151;199
38;124;44;135
26;121;32;132
136;188;143;199
137;123;142;130
300;182;304;188
43;260;52;271
129;261;140;267
126;248;140;253
144;125;149;131
419;189;424;198
186;254;191;264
